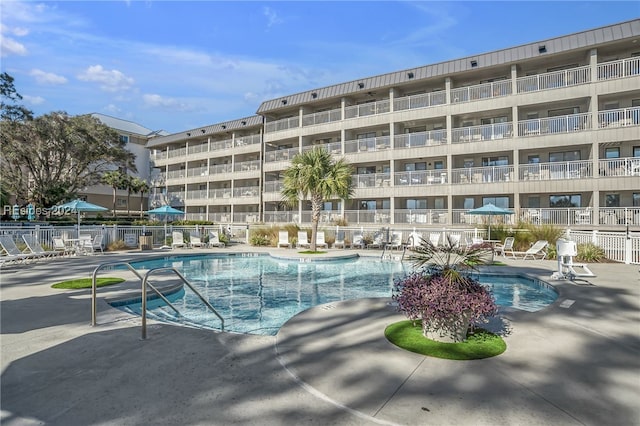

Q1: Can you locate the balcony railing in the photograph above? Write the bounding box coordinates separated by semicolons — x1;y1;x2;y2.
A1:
235;134;261;146
344;136;391;153
186;166;209;178
597;57;640;81
167;147;187;158
516;65;590;93
301;141;342;155
452;165;515;184
344;100;390;119
519;160;593;181
451;80;512;103
211;139;232;151
166;192;185;205
264;147;299;162
452;122;514;143
187;143;208;155
265;116;299;133
598;157;640;177
233;186;260;197
394;90;446;111
186;189;208;200
518;113;591;137
394;209;448;225
394;129;447;148
263;181;284;193
353;173;391;188
302;108;342;126
208;188;232;199
597;208;640;226
166;169;185;180
395;170;447;186
234;160;260;172
263;211;298;223
343;209;391;224
209;164;232;175
598;106;640;128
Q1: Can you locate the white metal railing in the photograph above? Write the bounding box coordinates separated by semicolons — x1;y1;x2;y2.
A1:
208;188;232;199
393;90;447;111
186;166;209;178
394;129;447;148
151;151;166;161
263;181;284;193
233;160;260;172
342;209;391;224
302;108;342;126
209;164;232;175
451;80;512;103
394;209;448;225
598;157;640;177
186;189;208;200
452;122;514;143
234;212;260;223
265;116;300;133
452;165;515;184
301;141;342;155
264;147;299;162
235;134;261;146
167;147;187;158
210;139;232;151
344;100;390;119
166;169;185;179
598;106;640;128
518;113;591;136
597;57;640;81
263;211;298;223
394;170;447;186
519;160;593;181
516;65;591;93
166;192;184;204
232;186;260;198
344;136;391;153
353;173;391;188
568;229;639;265
187;143;208;155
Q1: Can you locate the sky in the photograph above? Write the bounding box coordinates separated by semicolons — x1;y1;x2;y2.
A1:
1;1;638;134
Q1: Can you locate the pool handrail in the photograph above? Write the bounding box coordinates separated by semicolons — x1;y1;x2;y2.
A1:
141;267;225;339
91;261;181;327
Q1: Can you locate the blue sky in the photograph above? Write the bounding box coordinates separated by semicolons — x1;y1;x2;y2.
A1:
1;1;638;134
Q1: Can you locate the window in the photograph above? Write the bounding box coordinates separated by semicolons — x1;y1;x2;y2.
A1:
633;146;640;157
605;147;620;159
528;155;540;164
117;198;127;207
463;159;474;168
528;196;540;208
434;197;445;209
463;198;475;209
482;156;508;166
119;135;129;144
406;199;427;209
550;194;581;208
605;193;620;207
550;151;580;162
480;116;508;125
433;160;445;170
548;107;580;117
482;197;509;208
633;193;640;207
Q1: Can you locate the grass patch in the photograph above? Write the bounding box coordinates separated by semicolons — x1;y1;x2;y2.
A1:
385;320;506;360
297;250;328;254
52;277;125;289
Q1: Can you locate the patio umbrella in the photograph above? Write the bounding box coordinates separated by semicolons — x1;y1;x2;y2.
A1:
55;199;108;228
147;205;184;249
466;203;513;240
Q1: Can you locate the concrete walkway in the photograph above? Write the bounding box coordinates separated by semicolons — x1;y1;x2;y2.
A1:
1;247;639;425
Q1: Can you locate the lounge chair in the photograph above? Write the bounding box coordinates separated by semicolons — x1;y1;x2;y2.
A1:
77;234;103;255
190;235;204;248
0;235;38;263
367;232;385;249
518;240;548;260
352;232;366;249
21;234;59;258
386;232;403;250
172;231;186;249
445;233;462;248
315;231;328;249
333;231;349;249
552;239;595;279
494;237;516;259
53;237;73;257
208;231;225;248
277;231;291;248
296;231;311;249
428;232;441;247
406;232;422;249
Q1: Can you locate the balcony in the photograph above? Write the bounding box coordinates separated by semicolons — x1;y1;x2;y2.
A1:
233;186;260;198
185;189;209;200
265;116;300;133
394;129;447;148
394;209;448;225
209;164;232;175
343;209;391;224
234;134;261;147
516;65;590;93
265;147;299;162
452;122;514;144
302;108;342;126
395;170;447;186
187;143;208;155
598;106;640;128
263;211;298;223
598;157;640;177
452;165;514;184
263;180;284;193
208;188;232;200
597;57;640;81
234;160;260;172
301;141;342;155
518;113;591;137
210;139;233;151
519;160;593;181
344;136;391;153
451;80;512;103
167;147;187;159
353;173;391;188
394;90;446;111
344;100;390;119
186;166;209;178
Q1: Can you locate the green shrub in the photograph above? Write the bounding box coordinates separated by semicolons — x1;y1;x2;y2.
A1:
577;242;606;262
249;234;271;246
107;240;129;251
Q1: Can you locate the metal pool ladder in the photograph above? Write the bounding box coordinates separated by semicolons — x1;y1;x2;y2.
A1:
91;261;224;339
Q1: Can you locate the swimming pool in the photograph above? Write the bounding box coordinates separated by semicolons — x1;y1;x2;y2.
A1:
113;254;558;335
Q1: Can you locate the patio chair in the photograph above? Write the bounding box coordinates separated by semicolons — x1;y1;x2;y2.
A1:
52;237;73;257
172;231;186;249
518;240;549;260
315;231;329;249
367;232;385;249
494;237;516;259
333;231;349;249
0;235;39;263
386;232;403;250
90;234;104;254
208;231;225;248
352;231;366;249
296;231;311;249
190;235;204;248
277;231;291;248
21;234;59;258
552;239;595;279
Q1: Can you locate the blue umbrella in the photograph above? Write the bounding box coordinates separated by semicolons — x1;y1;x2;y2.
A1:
148;205;184;248
466;203;513;240
54;199;108;228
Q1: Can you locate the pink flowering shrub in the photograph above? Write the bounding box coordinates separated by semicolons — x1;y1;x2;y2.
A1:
392;236;497;342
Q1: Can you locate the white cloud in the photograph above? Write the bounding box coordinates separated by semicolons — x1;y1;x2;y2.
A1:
0;35;27;56
22;94;45;105
104;104;122;114
142;93;191;111
77;65;134;92
263;7;283;28
30;69;67;85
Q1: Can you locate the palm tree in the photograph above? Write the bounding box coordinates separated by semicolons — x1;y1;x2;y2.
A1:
123;174;133;218
129;177;150;218
282;147;354;251
102;170;125;217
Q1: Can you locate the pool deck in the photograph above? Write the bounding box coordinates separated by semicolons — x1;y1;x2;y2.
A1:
1;246;639;425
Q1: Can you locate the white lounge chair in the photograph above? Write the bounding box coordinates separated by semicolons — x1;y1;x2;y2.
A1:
367;232;385;249
386;232;403;250
277;231;291;248
52;237;73;257
428;232;441;247
406;232;422;249
552;239;595;279
446;233;462;248
296;231;311;249
519;240;548;260
22;234;59;258
0;235;37;263
315;231;328;249
190;235;204;248
333;231;349;249
208;231;225;248
494;237;516;259
172;231;186;249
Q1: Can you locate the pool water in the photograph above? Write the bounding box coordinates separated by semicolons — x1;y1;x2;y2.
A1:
115;254;557;336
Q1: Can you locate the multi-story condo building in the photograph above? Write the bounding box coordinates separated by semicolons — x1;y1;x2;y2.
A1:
148;19;640;230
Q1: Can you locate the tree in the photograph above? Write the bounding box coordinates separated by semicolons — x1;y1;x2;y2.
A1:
0;72;33;122
122;174;134;217
129;177;150;218
0;112;136;207
281;147;353;251
102;170;127;217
